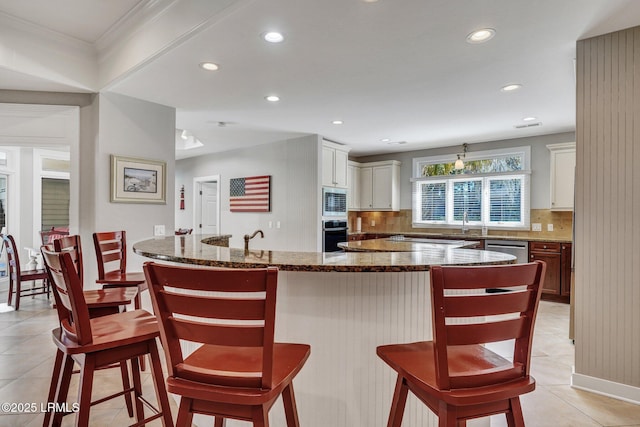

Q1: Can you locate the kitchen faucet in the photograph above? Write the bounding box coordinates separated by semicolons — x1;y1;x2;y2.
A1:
461;211;469;234
244;229;264;252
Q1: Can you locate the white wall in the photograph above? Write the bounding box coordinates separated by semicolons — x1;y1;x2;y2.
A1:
356;132;576;210
176;134;321;252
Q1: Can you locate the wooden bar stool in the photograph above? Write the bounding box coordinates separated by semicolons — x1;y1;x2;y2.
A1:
93;230;147;310
41;248;173;427
144;262;311;427
377;261;546;427
2;234;49;310
50;234;139;417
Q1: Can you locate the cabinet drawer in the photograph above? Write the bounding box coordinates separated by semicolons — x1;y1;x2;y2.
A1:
529;242;561;253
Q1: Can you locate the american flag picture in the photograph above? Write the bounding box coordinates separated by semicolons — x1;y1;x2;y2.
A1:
229;175;271;212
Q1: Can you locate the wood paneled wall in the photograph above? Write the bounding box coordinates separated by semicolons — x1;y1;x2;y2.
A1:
575;26;640;390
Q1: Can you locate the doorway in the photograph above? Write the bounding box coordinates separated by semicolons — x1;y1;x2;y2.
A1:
194;176;220;234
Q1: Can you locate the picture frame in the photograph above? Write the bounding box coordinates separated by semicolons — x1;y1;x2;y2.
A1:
110;155;166;204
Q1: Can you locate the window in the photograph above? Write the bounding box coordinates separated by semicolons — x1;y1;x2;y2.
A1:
412;147;530;229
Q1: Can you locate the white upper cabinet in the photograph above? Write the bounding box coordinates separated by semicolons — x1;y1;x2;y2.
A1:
322;140;349;188
547;142;576;211
355;160;401;211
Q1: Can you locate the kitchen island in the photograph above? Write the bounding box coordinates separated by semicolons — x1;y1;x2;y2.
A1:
133;235;515;427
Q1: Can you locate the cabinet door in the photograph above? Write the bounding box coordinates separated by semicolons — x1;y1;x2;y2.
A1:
372;165;392;209
360;167;373;209
530;251;561;295
322;146;335;187
549;146;576;210
334;149;348;188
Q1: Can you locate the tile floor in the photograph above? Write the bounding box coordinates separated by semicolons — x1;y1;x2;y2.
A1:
1;288;640;426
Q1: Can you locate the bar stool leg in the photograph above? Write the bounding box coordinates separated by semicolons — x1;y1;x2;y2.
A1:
49;354;74;427
119;361;134;417
148;339;174;426
130;356;145;423
76;356;96;426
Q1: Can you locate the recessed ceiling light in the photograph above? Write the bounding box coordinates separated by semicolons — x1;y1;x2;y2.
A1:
466;28;496;44
199;62;219;71
380;138;390;142
362;0;379;2
263;32;284;43
332;120;343;125
501;84;522;92
387;141;407;146
265;95;280;102
523;116;537;121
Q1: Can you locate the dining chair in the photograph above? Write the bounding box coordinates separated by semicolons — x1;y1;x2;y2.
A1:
377;261;546;427
143;262;311;427
93;230;146;310
51;234;139;416
40;226;70;245
2;234;49;310
41;248;173;427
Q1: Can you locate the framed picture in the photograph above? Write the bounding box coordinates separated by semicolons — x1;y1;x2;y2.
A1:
110;155;166;204
230;175;271;212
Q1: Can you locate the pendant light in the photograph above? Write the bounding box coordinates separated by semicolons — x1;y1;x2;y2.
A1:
455;143;468;170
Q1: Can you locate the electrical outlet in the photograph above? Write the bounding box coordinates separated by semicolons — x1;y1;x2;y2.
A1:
268;221;273;228
547;223;554;232
532;223;542;232
371;220;376;227
154;225;165;236
276;221;281;229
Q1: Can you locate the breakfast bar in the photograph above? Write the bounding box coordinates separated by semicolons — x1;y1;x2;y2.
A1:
133;235;515;427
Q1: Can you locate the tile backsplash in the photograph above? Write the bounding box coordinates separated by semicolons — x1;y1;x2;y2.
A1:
348;209;573;240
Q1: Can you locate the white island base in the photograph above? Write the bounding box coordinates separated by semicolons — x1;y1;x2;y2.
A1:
186;270;490;427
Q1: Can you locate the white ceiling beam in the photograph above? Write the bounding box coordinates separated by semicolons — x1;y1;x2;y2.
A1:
97;0;256;90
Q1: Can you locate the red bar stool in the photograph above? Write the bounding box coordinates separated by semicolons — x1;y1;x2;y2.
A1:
41;248;173;427
93;230;147;310
51;234;139;416
144;262;311;427
377;261;546;427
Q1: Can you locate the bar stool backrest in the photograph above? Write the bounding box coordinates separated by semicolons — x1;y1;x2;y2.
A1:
144;262;279;390
41;248;92;346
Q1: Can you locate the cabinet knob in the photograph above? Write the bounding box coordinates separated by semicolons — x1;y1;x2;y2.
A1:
531;255;534;259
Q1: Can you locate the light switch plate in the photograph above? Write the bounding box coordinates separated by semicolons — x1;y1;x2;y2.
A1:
154;225;165;236
532;223;542;232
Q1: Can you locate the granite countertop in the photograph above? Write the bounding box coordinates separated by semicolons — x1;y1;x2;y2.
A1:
133;235;516;273
348;231;573;243
338;237;480;252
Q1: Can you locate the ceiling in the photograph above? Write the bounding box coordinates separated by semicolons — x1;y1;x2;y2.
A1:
1;0;640;159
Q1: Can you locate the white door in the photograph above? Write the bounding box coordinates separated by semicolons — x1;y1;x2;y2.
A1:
199;181;218;234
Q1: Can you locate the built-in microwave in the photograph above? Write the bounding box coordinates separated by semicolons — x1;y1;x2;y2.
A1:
322;187;347;216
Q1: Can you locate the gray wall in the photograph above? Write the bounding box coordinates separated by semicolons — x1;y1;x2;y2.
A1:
176;134;321;251
574;26;640;396
355;132;576;210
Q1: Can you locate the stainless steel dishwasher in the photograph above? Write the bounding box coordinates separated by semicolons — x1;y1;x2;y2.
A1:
484;239;529;264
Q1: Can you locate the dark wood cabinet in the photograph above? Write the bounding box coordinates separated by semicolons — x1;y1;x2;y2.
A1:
529;241;572;303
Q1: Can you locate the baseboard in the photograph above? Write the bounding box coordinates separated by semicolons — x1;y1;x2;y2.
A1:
572;370;640;405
